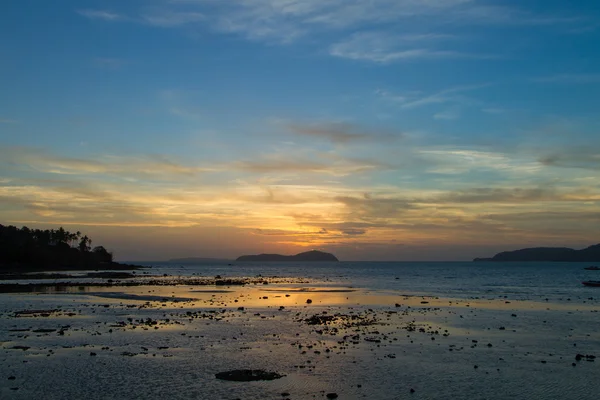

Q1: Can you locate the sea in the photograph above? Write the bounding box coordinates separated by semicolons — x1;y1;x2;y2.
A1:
133;260;599;301
2;261;600;399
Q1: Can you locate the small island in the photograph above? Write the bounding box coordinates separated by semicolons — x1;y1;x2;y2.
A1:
236;250;339;262
474;243;600;262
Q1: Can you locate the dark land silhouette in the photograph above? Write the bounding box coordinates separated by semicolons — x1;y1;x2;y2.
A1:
474;244;600;262
0;224;140;272
236;250;339;262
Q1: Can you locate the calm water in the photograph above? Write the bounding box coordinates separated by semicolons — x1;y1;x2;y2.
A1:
3;261;600;399
135;261;599;300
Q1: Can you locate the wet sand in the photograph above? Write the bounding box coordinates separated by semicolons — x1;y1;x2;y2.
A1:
1;277;599;399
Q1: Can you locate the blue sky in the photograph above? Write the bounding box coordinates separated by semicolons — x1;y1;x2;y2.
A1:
1;0;599;261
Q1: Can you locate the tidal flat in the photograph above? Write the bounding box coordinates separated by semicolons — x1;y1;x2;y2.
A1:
1;276;599;399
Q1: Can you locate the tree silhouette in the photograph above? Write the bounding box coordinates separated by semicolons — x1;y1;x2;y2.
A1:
0;224;118;271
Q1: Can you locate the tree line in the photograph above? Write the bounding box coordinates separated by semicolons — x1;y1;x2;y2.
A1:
0;224;114;271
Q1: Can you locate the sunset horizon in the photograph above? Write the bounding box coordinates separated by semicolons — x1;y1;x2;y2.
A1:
2;0;599;261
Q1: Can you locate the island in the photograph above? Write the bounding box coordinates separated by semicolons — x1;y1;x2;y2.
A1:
474;243;600;262
236;250;339;262
0;224;144;273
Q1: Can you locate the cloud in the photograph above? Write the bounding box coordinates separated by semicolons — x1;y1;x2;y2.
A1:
329;31;490;63
335;193;414;219
396;83;492;109
287;122;399;143
77;9;125;21
77;1;583;59
434;109;460;120
0;147;209;180
539;150;600;170
439;187;557;204
190;0;471;41
0;118;18;124
417;148;541;175
234;155;386;176
168;0;578;40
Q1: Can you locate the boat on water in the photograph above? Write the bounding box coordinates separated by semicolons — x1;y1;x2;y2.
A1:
582;281;600;287
584;266;600;270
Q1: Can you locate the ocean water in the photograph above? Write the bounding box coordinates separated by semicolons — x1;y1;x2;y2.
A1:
2;261;600;399
136;261;600;300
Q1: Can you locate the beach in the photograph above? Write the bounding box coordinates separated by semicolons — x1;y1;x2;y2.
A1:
1;262;599;399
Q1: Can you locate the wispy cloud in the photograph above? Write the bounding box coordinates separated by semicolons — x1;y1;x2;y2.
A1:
76;1;582;63
235;155;387;177
439;187;557;203
287;122;399;144
329;31;491;63
0;118;18;124
539;149;600;170
378;83;491;110
168;0;579;39
418;148;542;175
434;109;460;120
77;9;125;21
0;147;210;180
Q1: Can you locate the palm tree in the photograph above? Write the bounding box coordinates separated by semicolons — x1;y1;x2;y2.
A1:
78;235;92;252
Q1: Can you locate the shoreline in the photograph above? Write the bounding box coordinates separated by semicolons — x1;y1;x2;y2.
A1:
0;261;146;274
2;274;599;399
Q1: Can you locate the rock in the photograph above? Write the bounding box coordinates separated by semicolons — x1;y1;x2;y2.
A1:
8;376;15;380
306;299;313;304
215;369;285;381
90;352;97;356
281;393;290;397
576;353;596;361
410;388;415;393
326;393;338;399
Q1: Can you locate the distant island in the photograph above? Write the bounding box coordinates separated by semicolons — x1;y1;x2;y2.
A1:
0;224;142;272
474;244;600;262
236;250;339;262
169;257;232;264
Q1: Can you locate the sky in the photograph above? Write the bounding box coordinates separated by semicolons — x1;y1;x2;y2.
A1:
1;0;599;261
